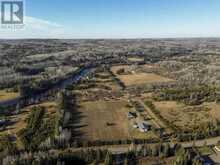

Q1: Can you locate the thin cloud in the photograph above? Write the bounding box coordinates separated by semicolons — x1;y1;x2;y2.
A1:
25;16;63;29
0;16;68;39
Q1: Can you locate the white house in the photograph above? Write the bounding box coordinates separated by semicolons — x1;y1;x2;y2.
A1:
138;121;151;132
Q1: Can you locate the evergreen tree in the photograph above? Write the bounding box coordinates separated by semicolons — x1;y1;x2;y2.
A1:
92;159;98;165
151;145;159;156
163;143;170;157
173;148;191;165
104;151;113;165
192;157;203;165
124;158;129;165
96;149;101;162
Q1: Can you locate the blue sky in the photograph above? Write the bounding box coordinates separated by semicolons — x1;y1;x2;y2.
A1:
1;0;220;38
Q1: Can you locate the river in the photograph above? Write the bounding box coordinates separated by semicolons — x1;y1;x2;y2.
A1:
0;67;92;109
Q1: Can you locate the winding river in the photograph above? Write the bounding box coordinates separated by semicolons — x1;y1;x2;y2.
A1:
0;67;92;109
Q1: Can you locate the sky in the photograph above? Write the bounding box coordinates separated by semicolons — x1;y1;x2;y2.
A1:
0;0;220;39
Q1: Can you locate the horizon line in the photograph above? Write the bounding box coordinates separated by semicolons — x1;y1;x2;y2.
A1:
1;36;220;40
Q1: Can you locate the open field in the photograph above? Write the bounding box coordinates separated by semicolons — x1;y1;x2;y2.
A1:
118;73;173;86
154;101;220;130
128;57;144;62
73;69;159;141
77;100;132;141
111;65;174;86
75;99;157;141
203;102;220;119
0;89;19;101
111;64;157;73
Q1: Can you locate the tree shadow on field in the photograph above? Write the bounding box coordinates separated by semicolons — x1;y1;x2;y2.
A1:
2;119;17;130
66;100;87;140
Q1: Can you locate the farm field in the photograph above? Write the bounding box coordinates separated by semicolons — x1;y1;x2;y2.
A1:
154;101;220;130
72;69;159;141
76;100;132;141
118;73;173;86
128;57;144;62
1;39;220;164
0;89;19;101
111;65;173;86
74;99;158;141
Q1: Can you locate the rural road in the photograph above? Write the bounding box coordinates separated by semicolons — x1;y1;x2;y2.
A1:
181;136;220;148
108;136;220;153
137;100;166;128
62;136;220;155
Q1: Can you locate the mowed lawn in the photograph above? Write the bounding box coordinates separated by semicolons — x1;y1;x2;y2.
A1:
0;89;19;101
78;100;131;141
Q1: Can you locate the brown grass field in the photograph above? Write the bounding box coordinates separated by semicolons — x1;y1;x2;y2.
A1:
111;65;173;86
77;100;131;140
0;89;19;101
128;57;144;62
154;101;220;130
117;73;173;86
73;69;159;141
76;100;157;141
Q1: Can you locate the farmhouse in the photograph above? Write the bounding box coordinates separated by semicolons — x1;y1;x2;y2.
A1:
138;121;151;132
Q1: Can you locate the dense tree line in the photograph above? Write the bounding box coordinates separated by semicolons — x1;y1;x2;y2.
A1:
177;119;220;142
2;143;177;165
18;106;55;151
0;135;18;156
109;69;126;89
154;85;220;105
173;147;204;165
39;138;160;151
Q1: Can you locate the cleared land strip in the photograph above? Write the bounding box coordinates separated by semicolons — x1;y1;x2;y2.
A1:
42;136;220;155
110;136;220;153
181;136;220;148
137;100;166;128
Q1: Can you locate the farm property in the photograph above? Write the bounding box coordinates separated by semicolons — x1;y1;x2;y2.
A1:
76;100;131;141
154;101;220;131
111;65;173;86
